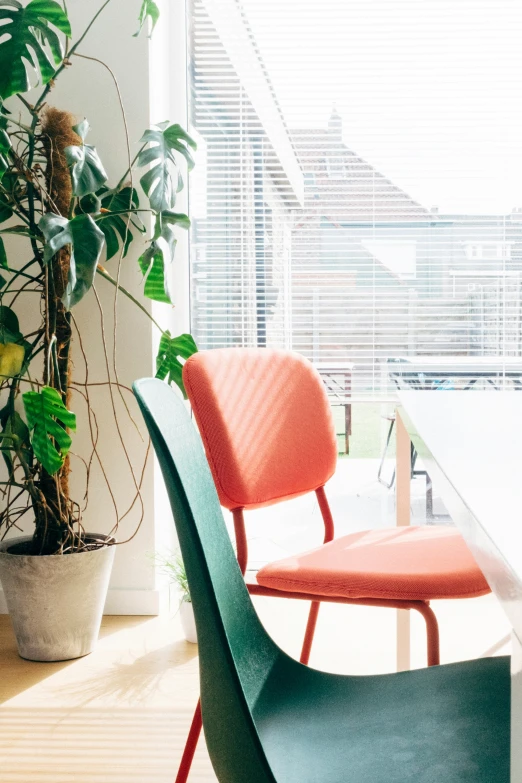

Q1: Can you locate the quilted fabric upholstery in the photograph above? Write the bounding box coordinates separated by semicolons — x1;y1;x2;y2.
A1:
183;348;338;510
256;526;490;600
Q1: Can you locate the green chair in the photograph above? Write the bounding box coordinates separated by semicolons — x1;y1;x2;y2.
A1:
134;377;510;783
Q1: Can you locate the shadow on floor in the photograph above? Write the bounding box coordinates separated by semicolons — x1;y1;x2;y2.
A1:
0;615;160;705
52;639;199;708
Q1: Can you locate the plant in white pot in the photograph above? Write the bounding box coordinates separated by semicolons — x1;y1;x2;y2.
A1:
0;0;197;661
155;551;197;643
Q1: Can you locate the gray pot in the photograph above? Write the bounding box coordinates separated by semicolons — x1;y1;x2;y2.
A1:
0;534;115;662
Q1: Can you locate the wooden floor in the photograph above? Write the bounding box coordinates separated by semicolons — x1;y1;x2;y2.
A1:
0;593;511;782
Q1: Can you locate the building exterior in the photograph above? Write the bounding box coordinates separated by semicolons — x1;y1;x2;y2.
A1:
289;110;522;393
189;1;522;396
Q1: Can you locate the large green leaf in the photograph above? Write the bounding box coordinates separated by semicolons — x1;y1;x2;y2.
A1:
0;0;71;100
96;186;140;261
137;211;190;303
23;386;75;475
134;0;159;37
0;305;30;379
65;120;108;198
0;304;22;344
0;341;24;376
40;212;105;309
154;210;191;234
138;122;197;213
137;245;172;304
138;223;177;304
0;408;32;475
155;331;198;397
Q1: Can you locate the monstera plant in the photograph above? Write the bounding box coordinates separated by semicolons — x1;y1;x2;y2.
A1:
0;0;198;661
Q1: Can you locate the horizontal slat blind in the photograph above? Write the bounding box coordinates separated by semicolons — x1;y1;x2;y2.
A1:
188;0;522;398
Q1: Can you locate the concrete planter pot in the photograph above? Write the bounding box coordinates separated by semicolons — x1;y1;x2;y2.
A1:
0;534;116;662
180;598;197;643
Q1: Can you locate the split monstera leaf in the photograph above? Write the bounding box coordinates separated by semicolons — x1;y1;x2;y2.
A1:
0;305;69;475
0;0;71;100
23;387;76;475
0;0;198;487
39;119;196;310
13;111;197;475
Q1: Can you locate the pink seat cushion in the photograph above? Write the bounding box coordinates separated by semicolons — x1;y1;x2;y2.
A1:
256;526;490;601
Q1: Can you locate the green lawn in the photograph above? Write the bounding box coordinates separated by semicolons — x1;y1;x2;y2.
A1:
332;403;395;459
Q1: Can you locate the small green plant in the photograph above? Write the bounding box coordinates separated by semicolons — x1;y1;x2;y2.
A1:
154;550;190;602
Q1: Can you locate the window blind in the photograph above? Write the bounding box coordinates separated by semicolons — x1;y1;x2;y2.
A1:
187;0;522;398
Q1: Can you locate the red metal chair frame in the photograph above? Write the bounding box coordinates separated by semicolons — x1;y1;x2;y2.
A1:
175;485;440;782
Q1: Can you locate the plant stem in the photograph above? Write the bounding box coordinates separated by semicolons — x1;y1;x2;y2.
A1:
95;208;154;220
96;265;165;335
0;228;40;240
34;0;115;113
1;259;43;293
8;107;33;134
2;180;33;227
114;145;145;192
24;113;44;269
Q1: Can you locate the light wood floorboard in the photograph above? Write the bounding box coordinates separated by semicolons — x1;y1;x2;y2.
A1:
0;593;511;782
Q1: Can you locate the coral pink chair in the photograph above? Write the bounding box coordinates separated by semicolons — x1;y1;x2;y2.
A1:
175;347;490;782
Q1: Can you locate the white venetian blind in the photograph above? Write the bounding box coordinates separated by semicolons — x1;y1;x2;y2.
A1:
187;0;522;398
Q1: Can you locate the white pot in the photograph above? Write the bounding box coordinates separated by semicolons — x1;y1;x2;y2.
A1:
180;598;197;643
0;534;115;662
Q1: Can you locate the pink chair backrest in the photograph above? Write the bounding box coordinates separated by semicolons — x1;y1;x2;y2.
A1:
182;348;338;510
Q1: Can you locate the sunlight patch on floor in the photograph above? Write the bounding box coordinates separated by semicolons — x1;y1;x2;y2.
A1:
0;585;511;782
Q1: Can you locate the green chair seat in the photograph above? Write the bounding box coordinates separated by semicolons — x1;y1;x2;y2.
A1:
134;378;510;783
256;656;509;783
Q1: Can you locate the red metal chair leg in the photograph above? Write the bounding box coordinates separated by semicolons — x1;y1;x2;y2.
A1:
174;508;248;783
175;699;202;783
300;600;321;664
414;602;441;667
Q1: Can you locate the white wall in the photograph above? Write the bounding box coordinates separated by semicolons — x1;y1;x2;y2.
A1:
0;0;189;614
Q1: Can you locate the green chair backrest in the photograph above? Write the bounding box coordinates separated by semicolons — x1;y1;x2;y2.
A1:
134;378;280;783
